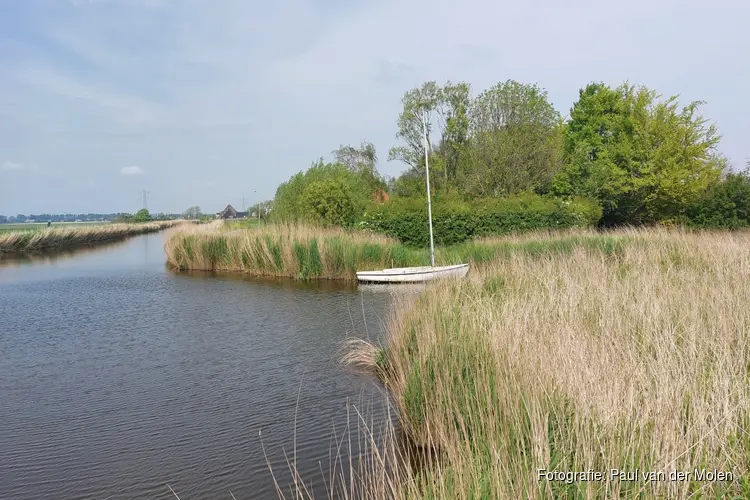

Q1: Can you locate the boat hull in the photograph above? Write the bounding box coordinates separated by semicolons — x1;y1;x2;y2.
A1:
356;264;469;283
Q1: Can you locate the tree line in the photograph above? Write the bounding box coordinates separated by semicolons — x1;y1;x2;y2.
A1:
269;79;750;241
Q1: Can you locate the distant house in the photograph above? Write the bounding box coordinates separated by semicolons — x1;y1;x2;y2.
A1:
217;204;248;219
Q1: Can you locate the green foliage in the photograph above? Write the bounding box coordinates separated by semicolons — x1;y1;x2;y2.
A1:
134;209;153;223
688;170;750;228
270;77;739;231
553;83;725;225
271;158;379;227
332;141;386;193
182;206;202;219
300;179;356;227
461;80;565;196
114;213;135;223
359;194;602;247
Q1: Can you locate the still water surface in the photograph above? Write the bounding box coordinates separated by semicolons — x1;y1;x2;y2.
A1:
0;232;399;499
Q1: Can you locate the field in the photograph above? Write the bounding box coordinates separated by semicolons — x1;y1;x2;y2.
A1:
339;228;750;499
0;222;111;234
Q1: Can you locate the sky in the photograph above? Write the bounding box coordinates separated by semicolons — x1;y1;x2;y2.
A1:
0;0;748;215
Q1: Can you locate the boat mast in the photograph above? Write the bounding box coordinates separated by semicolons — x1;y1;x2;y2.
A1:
422;112;435;267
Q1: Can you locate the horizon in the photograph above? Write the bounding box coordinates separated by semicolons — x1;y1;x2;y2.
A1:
1;0;748;215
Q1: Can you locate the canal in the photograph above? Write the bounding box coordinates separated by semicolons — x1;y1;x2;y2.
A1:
0;231;399;499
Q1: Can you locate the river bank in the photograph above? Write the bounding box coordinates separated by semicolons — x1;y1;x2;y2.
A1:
163;222;639;280
0;220;187;257
344;229;750;499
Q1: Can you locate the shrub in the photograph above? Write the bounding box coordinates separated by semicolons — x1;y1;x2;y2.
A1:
687;171;750;229
359;194;602;247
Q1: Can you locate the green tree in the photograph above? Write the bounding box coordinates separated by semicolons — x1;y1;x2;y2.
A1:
114;213;134;223
300;179;356;226
134;208;152;222
462;80;564;196
388;81;471;195
183;206;202;219
553;82;725;224
271;159;374;225
387;81;441;170
689;168;750;228
435;81;471;183
332;141;385;193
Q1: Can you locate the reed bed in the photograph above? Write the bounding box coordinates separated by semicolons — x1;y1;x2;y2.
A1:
0;220;183;256
164;223;428;280
163;223;648;281
342;229;750;499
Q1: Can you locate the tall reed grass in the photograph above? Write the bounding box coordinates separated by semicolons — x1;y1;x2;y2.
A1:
164;223;428;280
163;223;644;281
0;220;184;256
342;228;750;499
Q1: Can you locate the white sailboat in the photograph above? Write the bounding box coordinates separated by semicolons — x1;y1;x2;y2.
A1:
357;113;469;284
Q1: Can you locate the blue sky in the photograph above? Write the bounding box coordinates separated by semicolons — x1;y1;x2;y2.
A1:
1;0;748;215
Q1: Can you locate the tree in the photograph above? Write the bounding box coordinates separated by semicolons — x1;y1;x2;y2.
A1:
435;81;471;183
114;213;134;223
333;141;377;171
387;81;442;170
271;159;374;224
461;80;564;196
332;141;385;192
134;208;153;222
689;168;750;228
249;200;273;220
388;81;471;194
300;178;356;227
553;83;725;224
183;206;202;219
0;215;7;224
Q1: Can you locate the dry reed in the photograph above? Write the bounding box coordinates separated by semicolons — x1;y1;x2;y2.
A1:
164;223;425;280
340;228;750;499
0;220;185;256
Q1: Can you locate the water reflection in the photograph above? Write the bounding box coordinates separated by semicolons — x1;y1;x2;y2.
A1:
0;238;131;268
0;231;408;500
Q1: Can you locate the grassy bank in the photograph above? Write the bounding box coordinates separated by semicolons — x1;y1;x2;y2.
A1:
164;222;426;279
345;229;750;499
0;221;184;256
164;222;643;280
0;222;111;234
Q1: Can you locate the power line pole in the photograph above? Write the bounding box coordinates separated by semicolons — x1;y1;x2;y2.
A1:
138;189;151;210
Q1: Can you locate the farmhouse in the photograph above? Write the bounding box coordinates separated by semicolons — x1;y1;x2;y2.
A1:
217;204;248;219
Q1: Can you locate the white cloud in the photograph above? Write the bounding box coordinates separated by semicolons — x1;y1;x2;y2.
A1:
120;165;144;175
2;161;25;171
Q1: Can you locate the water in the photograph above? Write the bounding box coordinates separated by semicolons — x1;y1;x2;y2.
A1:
0;232;399;499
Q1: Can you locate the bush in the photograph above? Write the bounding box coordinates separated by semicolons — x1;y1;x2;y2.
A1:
687;172;750;229
134;209;153;223
271;160;375;226
359;194;602;247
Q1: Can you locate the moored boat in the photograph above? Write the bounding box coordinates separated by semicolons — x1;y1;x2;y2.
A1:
356;263;469;283
357;109;469;285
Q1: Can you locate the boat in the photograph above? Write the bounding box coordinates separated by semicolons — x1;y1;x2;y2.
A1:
357;112;469;284
357;264;469;283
